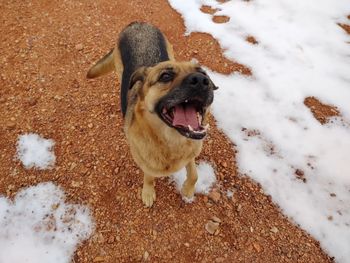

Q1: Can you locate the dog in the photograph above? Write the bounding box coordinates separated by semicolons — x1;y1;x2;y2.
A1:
87;22;217;207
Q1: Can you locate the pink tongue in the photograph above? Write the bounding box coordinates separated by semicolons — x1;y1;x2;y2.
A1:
172;104;199;130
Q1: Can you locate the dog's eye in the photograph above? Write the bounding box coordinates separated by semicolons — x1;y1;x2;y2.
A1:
159;72;174;83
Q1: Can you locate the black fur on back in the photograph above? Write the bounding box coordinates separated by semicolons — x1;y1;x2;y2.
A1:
119;22;170;116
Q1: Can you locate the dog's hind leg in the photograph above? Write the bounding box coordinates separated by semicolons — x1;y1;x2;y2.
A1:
181;159;198;199
142;174;156;207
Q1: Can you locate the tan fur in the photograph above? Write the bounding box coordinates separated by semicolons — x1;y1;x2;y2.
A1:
125;61;209;206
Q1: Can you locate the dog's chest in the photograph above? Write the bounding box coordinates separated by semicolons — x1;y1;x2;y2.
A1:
128;133;202;177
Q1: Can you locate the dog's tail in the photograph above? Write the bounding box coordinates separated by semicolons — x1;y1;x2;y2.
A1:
87;49;115;79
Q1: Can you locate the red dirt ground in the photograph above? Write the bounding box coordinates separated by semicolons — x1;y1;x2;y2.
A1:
0;1;340;262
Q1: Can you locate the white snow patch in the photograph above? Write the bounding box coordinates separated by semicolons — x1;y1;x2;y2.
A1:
169;0;350;262
16;133;56;170
171;161;216;198
0;182;94;263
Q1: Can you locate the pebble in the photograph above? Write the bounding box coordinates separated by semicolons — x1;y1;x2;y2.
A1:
93;256;105;262
27;97;37;106
253;242;262;253
205;220;220;235
270;226;279;233
71;181;80;188
143;251;150;261
6;123;15;130
208;190;221;202
75;43;84;50
107;236;115;244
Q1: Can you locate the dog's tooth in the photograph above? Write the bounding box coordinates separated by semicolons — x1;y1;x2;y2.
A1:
197;113;202;123
185;100;188;103
194;129;205;134
162;108;167;114
188;125;194;131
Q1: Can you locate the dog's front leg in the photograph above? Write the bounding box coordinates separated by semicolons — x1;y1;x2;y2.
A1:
181;159;198;198
142;173;156;207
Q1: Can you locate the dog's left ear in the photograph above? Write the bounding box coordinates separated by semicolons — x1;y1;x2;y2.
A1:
129;67;148;90
208;77;219;90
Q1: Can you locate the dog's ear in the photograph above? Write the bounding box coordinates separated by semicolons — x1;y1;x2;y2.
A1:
128;67;149;101
129;67;148;90
209;77;219;90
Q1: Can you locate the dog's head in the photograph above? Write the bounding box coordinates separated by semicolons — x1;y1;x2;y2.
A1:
129;61;218;140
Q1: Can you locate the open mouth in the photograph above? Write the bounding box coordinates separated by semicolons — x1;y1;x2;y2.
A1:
159;99;209;140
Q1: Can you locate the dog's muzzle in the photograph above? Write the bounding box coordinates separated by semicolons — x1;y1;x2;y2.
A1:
156;72;215;140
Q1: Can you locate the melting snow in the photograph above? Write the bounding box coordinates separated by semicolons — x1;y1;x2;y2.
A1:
16;133;56;170
0;182;94;263
169;0;350;262
172;161;216;201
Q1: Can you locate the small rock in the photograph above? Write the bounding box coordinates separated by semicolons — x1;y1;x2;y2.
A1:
71;181;80;188
295;169;304;176
184;242;190;247
253;242;262;253
75;43;83;51
107;236;115;244
93;256;105;262
113;167;120;174
330;193;336;197
209;191;221;202
6;123;16;130
205;221;220;235
203;196;208;203
88;123;93;128
143;251;150;261
53;95;63;101
27;97;37;106
270;226;279;233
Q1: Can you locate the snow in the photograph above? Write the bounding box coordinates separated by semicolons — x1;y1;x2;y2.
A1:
16;133;56;170
169;0;350;262
0;182;94;263
171;161;216;201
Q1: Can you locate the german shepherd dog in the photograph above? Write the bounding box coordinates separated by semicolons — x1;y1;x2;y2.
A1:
87;22;217;207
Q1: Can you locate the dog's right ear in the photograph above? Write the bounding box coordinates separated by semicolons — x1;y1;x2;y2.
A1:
129;67;148;90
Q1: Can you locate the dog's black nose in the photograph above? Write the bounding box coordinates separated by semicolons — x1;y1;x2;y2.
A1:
187;73;210;88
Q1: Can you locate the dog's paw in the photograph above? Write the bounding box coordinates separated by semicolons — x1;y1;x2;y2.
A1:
181;183;195;199
142;187;156;207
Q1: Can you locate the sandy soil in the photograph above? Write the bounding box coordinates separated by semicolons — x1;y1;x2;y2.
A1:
1;0;347;262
